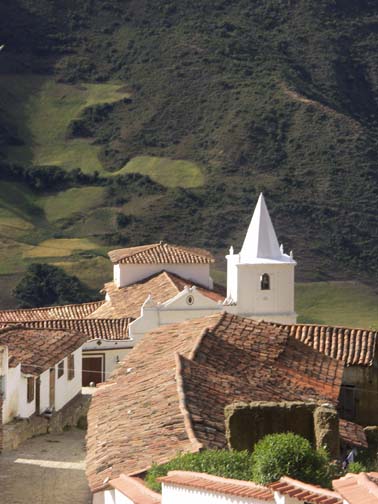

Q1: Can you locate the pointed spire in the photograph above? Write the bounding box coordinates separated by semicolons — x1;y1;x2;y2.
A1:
240;193;282;261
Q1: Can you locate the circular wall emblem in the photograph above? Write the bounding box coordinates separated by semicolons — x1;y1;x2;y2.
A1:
186;295;194;305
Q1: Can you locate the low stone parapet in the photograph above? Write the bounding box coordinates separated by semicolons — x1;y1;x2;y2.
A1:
2;392;91;451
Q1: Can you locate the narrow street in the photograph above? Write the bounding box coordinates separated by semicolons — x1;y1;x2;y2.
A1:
0;428;90;504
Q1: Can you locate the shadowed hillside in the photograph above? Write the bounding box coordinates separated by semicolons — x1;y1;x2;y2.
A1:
1;0;378;308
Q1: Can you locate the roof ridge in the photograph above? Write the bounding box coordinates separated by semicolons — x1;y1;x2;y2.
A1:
165;242;213;258
164;470;268;489
175;353;203;452
162;270;183;292
188;312;228;361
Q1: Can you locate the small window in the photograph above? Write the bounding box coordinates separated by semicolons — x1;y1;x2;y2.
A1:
186;295;194;305
58;360;64;378
68;353;75;380
339;385;356;420
260;273;270;290
27;377;34;403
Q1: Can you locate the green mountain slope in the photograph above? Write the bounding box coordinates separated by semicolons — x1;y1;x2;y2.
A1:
1;0;378;308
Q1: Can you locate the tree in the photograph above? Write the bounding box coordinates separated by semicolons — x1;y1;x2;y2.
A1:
251;433;332;487
14;263;97;308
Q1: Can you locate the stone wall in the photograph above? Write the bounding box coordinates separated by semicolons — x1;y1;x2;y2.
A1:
225;401;339;458
342;366;378;426
2;392;91;451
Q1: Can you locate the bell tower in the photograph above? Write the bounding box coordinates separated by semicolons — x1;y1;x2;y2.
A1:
226;193;296;324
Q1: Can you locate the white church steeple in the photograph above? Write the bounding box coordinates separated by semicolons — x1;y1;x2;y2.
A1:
226;193;297;324
240;193;294;264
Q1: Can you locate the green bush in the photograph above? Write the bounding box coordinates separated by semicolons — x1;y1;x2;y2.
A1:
347;461;367;473
145;450;253;493
251;433;332;487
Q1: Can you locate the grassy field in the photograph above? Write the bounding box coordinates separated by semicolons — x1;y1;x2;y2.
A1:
296;281;378;329
23;237;100;258
117;156;204;188
0;75;129;173
38;186;106;222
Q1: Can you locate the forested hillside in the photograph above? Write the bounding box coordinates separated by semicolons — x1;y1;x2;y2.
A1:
1;0;378;307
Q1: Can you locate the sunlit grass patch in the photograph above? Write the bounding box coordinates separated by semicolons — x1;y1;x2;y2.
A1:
117;155;204;188
23;238;99;258
1;75;129;173
39;186;106;222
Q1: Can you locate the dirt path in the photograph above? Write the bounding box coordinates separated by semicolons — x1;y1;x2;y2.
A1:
0;428;91;504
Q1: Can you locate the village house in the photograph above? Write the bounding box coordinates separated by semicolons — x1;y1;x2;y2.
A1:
0;325;87;451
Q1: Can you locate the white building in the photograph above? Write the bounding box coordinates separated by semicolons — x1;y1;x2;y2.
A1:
225;193;296;324
0;325;87;426
96;471;345;504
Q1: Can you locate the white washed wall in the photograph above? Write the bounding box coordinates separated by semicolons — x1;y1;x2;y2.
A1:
236;263;295;317
39;369;50;413
54;348;82;411
162;483;273;504
3;364;22;423
0;345;7;375
129;289;222;339
115;263;212;289
274;493;302;504
114;489;134;504
93;490;134;504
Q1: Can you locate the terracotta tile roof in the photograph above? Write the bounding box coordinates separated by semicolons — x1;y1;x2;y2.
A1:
333;472;378;504
108;242;214;265
86;313;343;492
270;477;342;504
0;301;103;322
0;325;87;375
89;271;224;319
158;471;273;501
339;418;368;448
109;475;161;504
284;324;377;366
0;318;132;341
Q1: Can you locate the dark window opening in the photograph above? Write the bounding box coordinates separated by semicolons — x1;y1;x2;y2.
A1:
339;385;356;421
58;360;64;378
260;273;270;290
27;377;34;403
68;354;75;380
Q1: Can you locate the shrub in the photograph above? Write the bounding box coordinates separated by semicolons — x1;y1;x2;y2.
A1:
145;450;253;492
251;433;332;487
347;461;367;473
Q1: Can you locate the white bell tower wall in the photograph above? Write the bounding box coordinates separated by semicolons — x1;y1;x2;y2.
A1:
235;263;296;322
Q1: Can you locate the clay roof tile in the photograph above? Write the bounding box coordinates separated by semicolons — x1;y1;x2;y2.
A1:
108;242;214;265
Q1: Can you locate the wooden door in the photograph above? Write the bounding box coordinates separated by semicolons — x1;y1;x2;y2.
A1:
49;367;55;409
82;356;104;386
36;377;41;414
